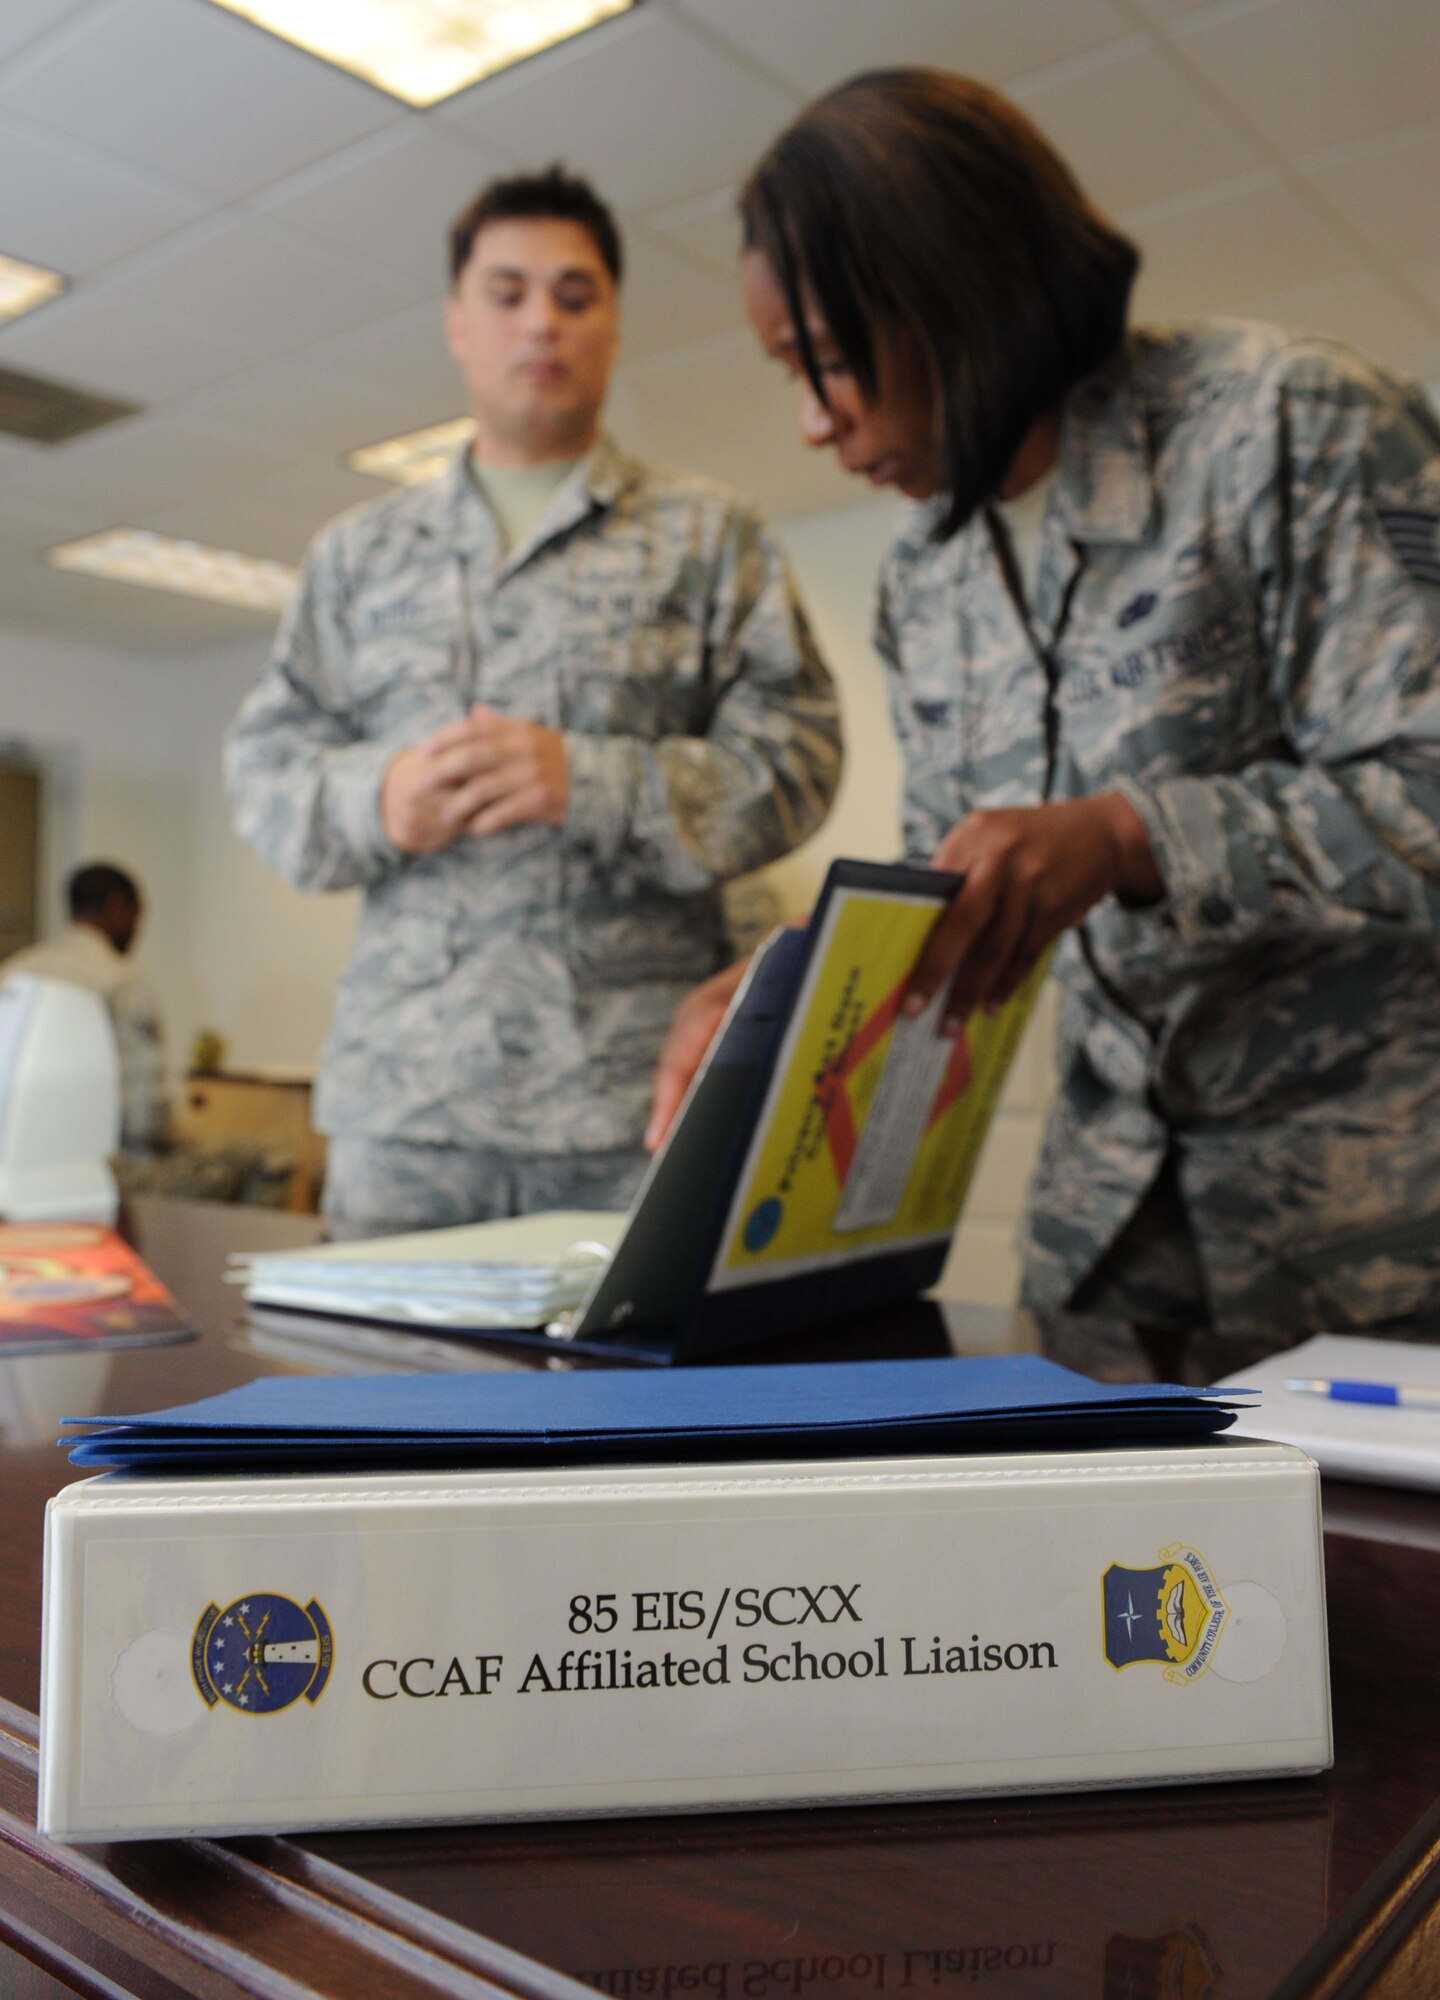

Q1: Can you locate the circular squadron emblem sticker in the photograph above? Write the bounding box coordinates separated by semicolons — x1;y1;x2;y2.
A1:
191;1592;334;1714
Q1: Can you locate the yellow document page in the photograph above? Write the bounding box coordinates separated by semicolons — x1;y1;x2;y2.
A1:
709;884;1044;1291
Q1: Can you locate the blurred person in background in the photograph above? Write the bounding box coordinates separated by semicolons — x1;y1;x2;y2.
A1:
4;862;166;1157
2;861;294;1207
226;167;840;1240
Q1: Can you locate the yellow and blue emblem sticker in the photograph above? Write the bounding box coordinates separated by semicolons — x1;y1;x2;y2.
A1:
1102;1543;1228;1684
192;1592;334;1714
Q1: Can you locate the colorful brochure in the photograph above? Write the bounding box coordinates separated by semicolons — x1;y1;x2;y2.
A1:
0;1221;196;1356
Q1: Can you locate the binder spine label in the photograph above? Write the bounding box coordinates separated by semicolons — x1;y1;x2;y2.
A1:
44;1455;1330;1838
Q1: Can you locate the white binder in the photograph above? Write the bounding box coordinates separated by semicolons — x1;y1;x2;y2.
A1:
40;1437;1330;1842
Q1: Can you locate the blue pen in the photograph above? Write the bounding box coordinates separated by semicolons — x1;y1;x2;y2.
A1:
1286;1377;1440;1409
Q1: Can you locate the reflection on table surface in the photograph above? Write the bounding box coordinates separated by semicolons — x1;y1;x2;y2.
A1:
304;1787;1333;2000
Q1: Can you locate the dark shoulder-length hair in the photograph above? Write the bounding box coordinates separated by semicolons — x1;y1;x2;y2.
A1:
740;69;1139;539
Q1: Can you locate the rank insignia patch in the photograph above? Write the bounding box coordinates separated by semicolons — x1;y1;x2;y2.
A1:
1377;506;1440;591
192;1592;334;1714
1102;1543;1228;1683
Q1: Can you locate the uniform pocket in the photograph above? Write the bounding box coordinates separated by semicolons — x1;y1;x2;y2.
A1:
562;637;707;740
566;886;724;990
348;626;460;707
342;904;455;995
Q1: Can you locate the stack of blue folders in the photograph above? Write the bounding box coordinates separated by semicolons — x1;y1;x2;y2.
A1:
61;1356;1254;1474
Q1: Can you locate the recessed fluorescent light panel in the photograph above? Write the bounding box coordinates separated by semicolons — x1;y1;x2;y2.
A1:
208;0;638;106
348;416;475;485
47;531;298;612
0;253;65;328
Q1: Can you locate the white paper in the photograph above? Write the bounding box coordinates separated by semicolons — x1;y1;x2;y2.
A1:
232;1210;625;1275
234;1210;626;1326
1218;1334;1440;1492
832;987;953;1233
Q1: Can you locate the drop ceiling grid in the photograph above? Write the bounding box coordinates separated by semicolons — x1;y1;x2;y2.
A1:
0;0;1427;646
0;0;100;72
1111;0;1440;365
435;7;801;214
674;0;1139;97
0;109;206;274
0;0;406;201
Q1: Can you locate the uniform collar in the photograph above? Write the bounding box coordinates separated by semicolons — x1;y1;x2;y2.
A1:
427;432;637;566
917;333;1157;577
1051;336;1157;547
61;923;126;970
577;432;637;512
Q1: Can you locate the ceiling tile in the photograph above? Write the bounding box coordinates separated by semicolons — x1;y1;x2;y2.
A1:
308;301;463;413
0;0;89;66
1012;41;1264;211
112;218;428;356
0;112;203;275
620;229;745;361
145;462;384;565
254;124;509;285
1174;0;1440;157
0;545;283;645
643;187;741;281
0;0;402;202
612;332;856;520
1301;120;1440;272
0;481;91;554
1126;172;1359;320
438;9;798;216
679;0;1131;95
1230;270;1440;378
12;411;301;523
0;284;259;399
183;358;453;462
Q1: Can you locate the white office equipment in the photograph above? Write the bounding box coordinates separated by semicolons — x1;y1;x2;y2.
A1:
0;974;120;1222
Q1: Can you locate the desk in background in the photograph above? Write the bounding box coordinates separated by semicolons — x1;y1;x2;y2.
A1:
1;1198;1438;1998
174;1067;326;1213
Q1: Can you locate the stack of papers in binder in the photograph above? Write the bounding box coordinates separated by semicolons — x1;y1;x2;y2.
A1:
229;1211;625;1332
61;1354;1253;1473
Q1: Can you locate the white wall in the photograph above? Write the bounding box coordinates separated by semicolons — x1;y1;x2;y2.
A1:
0;625;206;1066
179;634;358;1071
771;498;907;892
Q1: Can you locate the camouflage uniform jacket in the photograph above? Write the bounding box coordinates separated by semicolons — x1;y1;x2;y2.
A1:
225;438;840;1154
878;323;1440;1332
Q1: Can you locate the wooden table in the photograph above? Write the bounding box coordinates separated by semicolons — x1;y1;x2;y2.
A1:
2;1198;1438;1999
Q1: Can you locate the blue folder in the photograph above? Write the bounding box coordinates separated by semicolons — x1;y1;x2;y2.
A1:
62;1354;1251;1473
